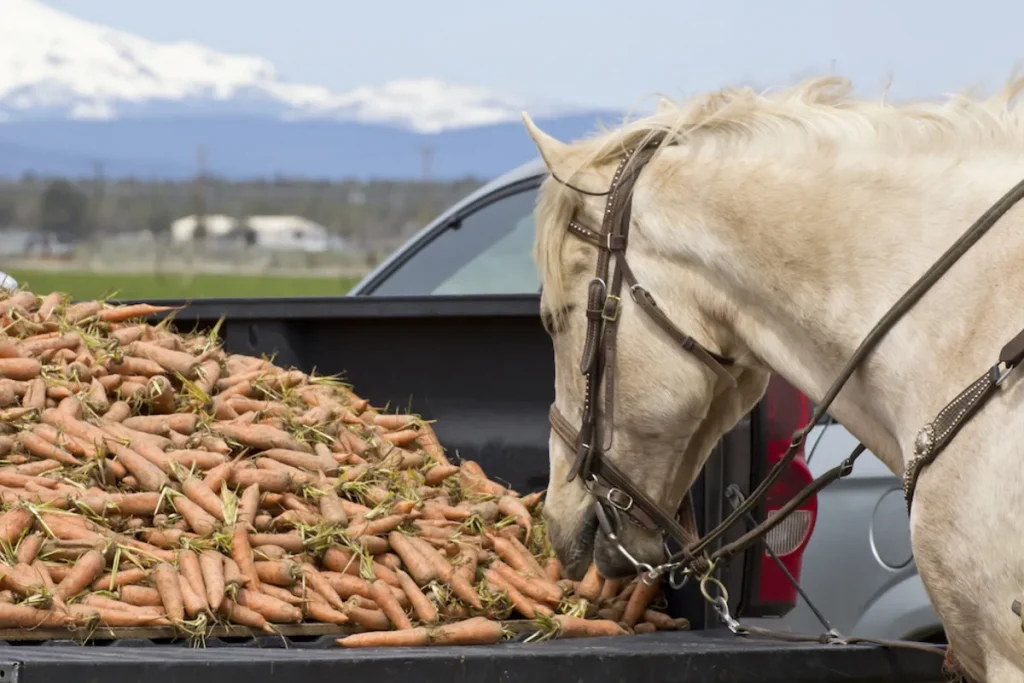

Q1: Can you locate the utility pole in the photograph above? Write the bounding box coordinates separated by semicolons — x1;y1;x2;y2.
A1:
193;146;207;240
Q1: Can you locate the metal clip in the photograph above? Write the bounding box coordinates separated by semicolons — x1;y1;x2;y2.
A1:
713;596;747;635
606;487;633;512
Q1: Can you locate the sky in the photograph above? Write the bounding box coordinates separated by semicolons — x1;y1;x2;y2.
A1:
42;0;1024;111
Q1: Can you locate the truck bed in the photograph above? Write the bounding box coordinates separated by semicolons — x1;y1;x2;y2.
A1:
0;630;942;683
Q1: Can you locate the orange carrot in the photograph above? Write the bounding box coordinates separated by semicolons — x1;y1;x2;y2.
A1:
54;549;106;600
254;560;298;587
232;468;292;493
0;358;41;381
104;438;168;492
178;573;207;617
484;567;540;618
215;423;311;453
64;300;101;323
237;587;302;623
172;494;218;536
182;477;225;521
249;533;304;554
127;341;199;378
599;578;622;602
643;610;689;631
430;616;505;645
491;560;563;606
341;603;392;632
370;578;413;630
544;557;563;583
0;602;75;628
15;533;43;565
98;303;177;323
554;614;627;639
0;508;33;546
259;583;304;606
396;568;437;624
236;483;260;528
123;413;199;436
218;598;273;632
622;573;661;627
200;550;226;611
178;549;209;613
303;599;351;626
203;462;233;493
406;536;482;609
153;562;184;622
92;567;149;592
577;562;604;602
387;531;438;585
231;525;259;590
120;585;163;607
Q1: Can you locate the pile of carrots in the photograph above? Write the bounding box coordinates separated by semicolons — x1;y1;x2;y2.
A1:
0;289;689;647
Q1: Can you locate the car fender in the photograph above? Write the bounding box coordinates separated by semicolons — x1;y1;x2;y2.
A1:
850;573;943;642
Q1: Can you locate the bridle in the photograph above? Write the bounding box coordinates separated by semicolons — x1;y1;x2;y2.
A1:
545;136;1024;599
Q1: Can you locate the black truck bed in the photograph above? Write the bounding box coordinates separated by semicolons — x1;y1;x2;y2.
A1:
17;292;938;683
0;630;942;683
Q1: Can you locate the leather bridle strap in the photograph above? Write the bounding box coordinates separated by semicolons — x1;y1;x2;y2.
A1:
549;404;702;546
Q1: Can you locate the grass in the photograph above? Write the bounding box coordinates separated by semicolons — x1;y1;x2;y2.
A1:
4;269;362;301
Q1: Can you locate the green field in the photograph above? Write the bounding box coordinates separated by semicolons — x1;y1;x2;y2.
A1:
4;270;362;301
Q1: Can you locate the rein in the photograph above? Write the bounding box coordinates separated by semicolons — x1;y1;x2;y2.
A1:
546;138;1024;650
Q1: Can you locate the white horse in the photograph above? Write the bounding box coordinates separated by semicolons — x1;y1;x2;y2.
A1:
523;73;1024;683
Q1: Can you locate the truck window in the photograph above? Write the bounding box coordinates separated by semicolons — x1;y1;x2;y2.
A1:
369;188;540;296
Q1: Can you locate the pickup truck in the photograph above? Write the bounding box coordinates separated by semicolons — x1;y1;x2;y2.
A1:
0;294;944;683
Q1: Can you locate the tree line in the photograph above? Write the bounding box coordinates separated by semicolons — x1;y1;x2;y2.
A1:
0;175;484;250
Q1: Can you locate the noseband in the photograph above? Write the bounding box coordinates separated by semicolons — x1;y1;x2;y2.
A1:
546;139;1024;590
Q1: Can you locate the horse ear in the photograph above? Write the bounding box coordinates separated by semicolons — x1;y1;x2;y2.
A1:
522;112;570;173
522;112;605;191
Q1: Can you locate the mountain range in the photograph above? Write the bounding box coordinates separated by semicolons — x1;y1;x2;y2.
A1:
0;0;625;180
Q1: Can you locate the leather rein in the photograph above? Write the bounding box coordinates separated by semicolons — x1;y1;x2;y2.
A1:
547;139;1024;593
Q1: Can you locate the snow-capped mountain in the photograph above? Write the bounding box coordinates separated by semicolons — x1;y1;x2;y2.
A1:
0;0;577;132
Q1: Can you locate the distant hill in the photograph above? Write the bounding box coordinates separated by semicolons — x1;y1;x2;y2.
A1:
0;113;623;181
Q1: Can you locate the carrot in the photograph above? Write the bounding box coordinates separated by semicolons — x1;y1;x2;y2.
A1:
342;603;392;632
490;560;563;606
172;494;218;536
231;525;259;590
232;468;292;493
182;477;225;521
236;483;260;528
369;578;413;629
484;567;541;618
237;587;302;623
318;487;348;526
336;625;431;649
424;465;460;486
194;360;222;397
577;562;604;601
0;358;41;381
16;533;44;565
98;303;177;323
177;549;209;612
249;533;304;554
430;616;505;645
153;562;184;622
0;507;33;546
396;568;437;624
554;614;627;639
258;582;304;606
104;439;168;492
303;599;351;626
53;549;106;600
203;462;233;493
123;413;199;436
22;377;45;411
109;357;165;377
200;550;226;611
121;585;163;607
36;292;63;321
406;536;482;609
622;573;661;627
0;602;75;629
178;574;207;617
643;610;689;631
13;459;61;477
92;567;149;592
296;564;345;611
254;560;298;587
215;423;312;453
217;598;274;633
545;557;563;583
346;514;405;540
64;300;101;324
259;448;336;473
387;531;438;585
599;578;622;602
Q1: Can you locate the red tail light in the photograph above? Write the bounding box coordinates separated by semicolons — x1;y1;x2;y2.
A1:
756;375;817;613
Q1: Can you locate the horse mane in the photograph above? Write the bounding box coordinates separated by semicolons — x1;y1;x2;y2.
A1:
535;71;1024;318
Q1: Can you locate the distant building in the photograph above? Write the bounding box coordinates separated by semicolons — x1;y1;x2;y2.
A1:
170;214;339;253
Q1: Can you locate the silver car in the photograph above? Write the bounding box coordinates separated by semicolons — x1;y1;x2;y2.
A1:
348;159;944;644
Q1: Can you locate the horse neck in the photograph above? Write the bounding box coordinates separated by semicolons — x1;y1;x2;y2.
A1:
645;146;1024;474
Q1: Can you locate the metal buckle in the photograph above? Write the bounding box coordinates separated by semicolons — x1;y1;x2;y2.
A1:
628;283;648;303
602;294;621;322
606;487;633;511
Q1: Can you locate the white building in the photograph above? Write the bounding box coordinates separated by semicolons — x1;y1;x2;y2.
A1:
169;214;335;253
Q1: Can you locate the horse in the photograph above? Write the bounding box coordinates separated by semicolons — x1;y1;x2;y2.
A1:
522;72;1024;683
